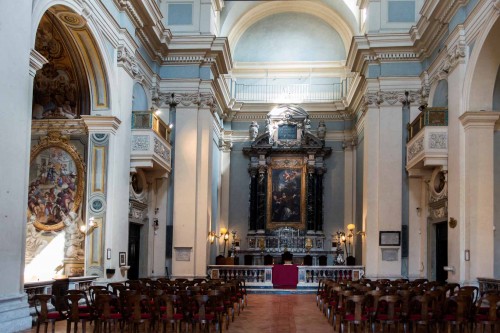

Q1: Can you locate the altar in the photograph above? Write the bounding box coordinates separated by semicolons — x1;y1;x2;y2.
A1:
272;265;298;288
241;106;333;265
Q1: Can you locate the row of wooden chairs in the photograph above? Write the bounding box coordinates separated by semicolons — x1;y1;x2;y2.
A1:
33;277;248;333
316;278;499;333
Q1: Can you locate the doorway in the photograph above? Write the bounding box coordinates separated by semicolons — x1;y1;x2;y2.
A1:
128;223;141;280
435;221;448;283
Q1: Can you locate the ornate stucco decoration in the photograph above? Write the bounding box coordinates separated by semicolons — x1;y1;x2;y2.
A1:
407;137;424;162
154;137;171;165
441;40;467;75
427;168;448;220
364;89;427;107
129;170;148;204
117;45;140;78
219;137;232;152
429;133;447;149
155;92;219;114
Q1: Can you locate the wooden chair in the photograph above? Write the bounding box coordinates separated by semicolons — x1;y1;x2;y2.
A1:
94;293;123;333
474;293;500;333
65;293;93;333
366;289;385;332
374;294;403;333
408;294;438;333
192;295;216;333
442;295;472;333
341;294;369;333
159;294;184;333
126;294;153;333
33;294;65;333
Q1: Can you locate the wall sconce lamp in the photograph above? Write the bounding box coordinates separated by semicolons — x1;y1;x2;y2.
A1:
416;207;421;216
153;218;159;231
208;229;229;244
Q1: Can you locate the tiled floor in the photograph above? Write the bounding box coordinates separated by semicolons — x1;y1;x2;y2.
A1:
22;294;333;333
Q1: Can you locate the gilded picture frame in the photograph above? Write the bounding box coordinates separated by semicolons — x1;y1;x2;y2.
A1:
267;157;306;230
28;131;85;231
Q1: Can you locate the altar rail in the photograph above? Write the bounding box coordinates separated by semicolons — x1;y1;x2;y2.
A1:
207;265;365;287
24;276;97;307
478;277;500;295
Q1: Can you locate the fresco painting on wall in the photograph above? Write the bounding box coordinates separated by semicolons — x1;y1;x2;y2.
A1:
25;132;86;280
29;146;80;232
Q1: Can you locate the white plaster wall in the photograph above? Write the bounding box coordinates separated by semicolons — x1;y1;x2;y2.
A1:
233;12;346;62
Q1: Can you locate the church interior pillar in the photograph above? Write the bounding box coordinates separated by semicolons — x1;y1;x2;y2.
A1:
172;105;214;278
0;1;36;330
459;111;499;284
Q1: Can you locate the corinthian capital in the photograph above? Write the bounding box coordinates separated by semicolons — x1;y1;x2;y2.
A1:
117;45;140;79
156;92;218;113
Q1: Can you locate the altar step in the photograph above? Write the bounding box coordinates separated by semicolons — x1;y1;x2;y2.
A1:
246;286;316;295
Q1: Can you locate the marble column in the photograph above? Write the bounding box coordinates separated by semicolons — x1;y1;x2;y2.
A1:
459;112;499;283
0;1;37;331
256;165;268;232
248;167;258;231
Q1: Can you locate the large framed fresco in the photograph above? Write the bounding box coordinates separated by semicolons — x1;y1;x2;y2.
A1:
28;132;85;232
267;157;306;229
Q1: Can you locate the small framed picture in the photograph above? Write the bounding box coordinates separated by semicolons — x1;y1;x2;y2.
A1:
106;248;111;260
379;231;401;246
211;269;220;280
119;252;127;266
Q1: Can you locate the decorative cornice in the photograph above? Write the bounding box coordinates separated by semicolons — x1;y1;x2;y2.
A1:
163;56;216;64
459;111;500;129
117;45;140;79
31;119;87;136
364;51;421;62
81;116;122;134
114;0;144;28
29;49;48;77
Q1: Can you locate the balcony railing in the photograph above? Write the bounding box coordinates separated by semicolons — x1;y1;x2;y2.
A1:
231;78;351;103
407;107;448;141
406;107;448;171
132;111;171;143
131;111;172;173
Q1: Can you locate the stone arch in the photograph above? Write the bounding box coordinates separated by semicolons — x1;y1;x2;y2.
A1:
226;1;354;56
32;2;111;115
464;13;500;112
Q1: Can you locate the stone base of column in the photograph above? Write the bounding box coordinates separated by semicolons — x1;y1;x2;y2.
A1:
0;294;32;333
